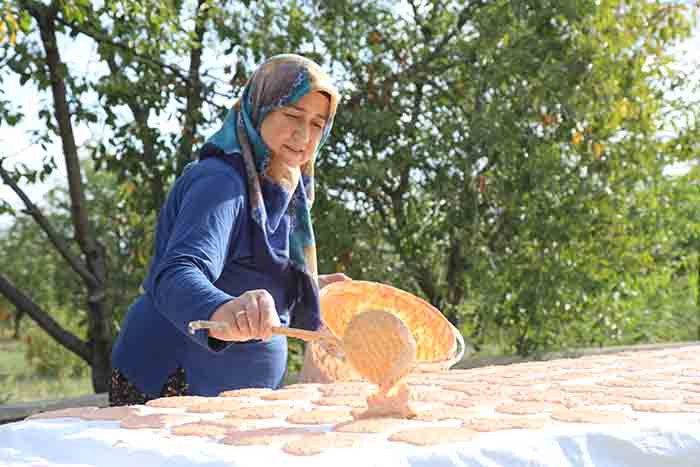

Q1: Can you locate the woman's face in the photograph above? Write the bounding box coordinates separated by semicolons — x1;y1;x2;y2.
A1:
260;91;330;168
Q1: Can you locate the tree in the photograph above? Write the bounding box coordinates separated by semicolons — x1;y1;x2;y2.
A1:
312;0;699;354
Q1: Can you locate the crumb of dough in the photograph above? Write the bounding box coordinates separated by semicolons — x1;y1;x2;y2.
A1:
146;396;209;408
445;399;480;409
120;413;199;429
597;379;647;388
333;417;421;434
463;416;547;432
680;384;700;394
409;388;464;403
218;387;273;398
223;403;297;419
282;432;366;456
551;407;634;424
494;402;553;416
286;408;354;425
559;393;632;408
260;389;320;401
314;395;369;409
557;385;602;394
318;382;375;397
511;390;570;405
171;422;231;438
439;382;500;397
412;405;476;422
684;395;700;405
282;383;323;390
631;401;700;413
220;427;310;446
389;427;477;446
614;389;682;401
352;382;416;419
185;397;257;413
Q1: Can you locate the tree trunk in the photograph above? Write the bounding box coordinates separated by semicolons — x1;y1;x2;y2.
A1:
176;0;207;176
30;0;113;392
89;328;113;393
12;310;22;339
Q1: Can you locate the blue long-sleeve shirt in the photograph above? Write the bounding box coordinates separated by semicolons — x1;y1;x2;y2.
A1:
111;155;299;397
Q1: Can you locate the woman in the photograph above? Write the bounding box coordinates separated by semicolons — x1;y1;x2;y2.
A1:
110;54;349;406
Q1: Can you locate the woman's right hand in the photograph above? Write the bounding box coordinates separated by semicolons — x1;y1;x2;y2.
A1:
208;290;281;342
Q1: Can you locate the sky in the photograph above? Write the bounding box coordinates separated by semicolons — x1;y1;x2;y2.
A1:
1;6;699;230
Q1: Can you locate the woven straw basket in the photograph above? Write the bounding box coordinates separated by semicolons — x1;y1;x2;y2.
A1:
298;281;466;383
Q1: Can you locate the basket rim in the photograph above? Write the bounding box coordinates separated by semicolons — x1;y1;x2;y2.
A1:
319;280;465;368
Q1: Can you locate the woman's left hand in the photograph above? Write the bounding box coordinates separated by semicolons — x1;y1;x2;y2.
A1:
318;272;352;290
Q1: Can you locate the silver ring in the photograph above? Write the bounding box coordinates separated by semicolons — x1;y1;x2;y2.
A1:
236;309;252;331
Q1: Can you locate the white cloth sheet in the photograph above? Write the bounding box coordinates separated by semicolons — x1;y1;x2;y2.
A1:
3;344;700;466
1;415;699;467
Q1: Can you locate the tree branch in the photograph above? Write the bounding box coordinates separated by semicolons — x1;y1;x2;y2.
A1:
31;2;107;295
104;55;165;208
0;272;91;362
445;233;466;306
407;0;427;39
50;4;233;94
0;163;99;288
177;0;208;174
397;0;486;81
53;14;190;84
435;1;485;52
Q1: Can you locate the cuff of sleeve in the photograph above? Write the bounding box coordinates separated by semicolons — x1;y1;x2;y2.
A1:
207;336;231;352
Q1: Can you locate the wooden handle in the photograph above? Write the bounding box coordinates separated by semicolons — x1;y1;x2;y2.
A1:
188;320;340;346
271;326;335;343
274;327;343;347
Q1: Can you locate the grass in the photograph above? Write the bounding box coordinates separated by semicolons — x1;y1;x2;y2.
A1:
0;335;93;405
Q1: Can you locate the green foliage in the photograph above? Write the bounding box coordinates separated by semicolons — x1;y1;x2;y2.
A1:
313;0;700;355
0;334;92;404
0;163;149;341
286;339;305;377
23;307;89;378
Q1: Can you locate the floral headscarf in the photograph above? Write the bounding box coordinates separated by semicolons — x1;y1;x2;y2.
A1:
199;54;339;331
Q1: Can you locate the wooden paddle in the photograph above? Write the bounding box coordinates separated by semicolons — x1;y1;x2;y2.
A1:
188;310;416;392
187;320;342;347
